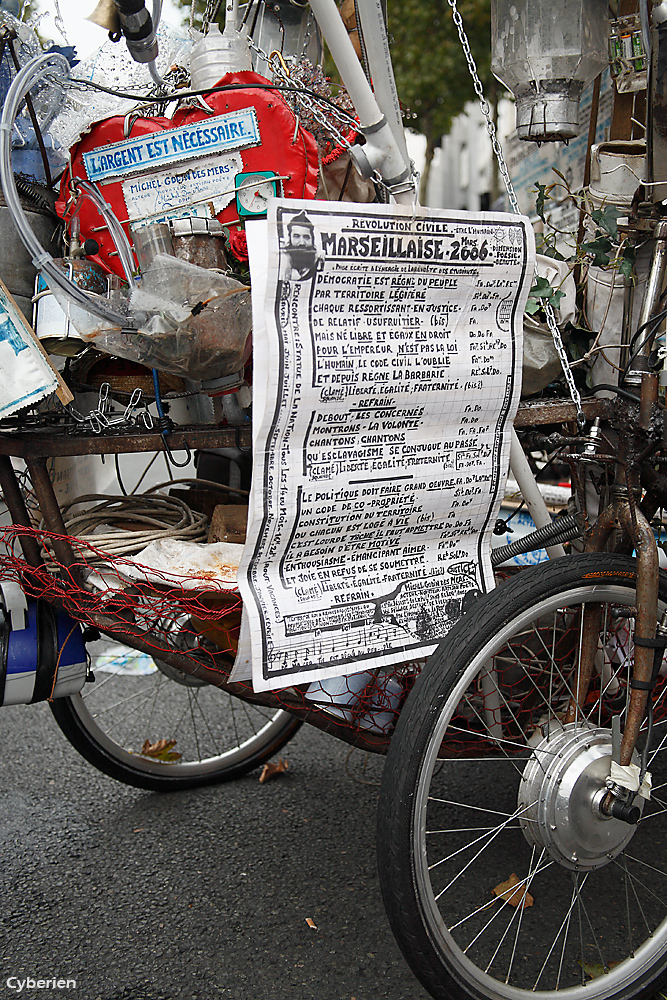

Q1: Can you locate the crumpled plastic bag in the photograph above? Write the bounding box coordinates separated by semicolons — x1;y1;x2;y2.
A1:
47;254;252;380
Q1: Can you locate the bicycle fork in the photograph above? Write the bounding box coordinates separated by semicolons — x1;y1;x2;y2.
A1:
568;374;661;770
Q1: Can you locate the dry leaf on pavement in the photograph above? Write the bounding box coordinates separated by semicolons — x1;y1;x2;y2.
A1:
139;738;182;762
259;758;289;784
491;873;534;909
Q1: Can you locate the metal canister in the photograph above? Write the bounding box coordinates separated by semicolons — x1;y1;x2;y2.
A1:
33;257;108;356
0;184;61;320
170;217;230;271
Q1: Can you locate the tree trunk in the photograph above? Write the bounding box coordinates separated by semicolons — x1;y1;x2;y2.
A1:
419;131;436;205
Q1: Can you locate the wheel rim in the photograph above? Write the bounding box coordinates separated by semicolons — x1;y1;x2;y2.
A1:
69;661;293;778
413;582;667;999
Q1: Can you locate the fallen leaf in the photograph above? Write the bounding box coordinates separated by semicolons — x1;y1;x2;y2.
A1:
305;917;317;930
491;873;534;909
139;738;182;762
259;758;289;784
578;960;620;979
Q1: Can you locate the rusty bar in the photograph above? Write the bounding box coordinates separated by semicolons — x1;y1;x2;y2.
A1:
25;459;82;585
0;455;42;568
564;503;626;723
584;501;620;553
639;372;659;430
564;603;604;725
514;397;611;428
582;500;659;763
617;504;659;766
0;425;251;459
78;613;391;754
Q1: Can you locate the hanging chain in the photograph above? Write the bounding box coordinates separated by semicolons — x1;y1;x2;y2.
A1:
202;0;224;30
545;302;586;428
447;0;519;215
447;0;586;428
51;0;69;43
246;37;356;152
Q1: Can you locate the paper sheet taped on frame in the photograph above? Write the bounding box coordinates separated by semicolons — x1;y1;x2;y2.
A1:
239;201;535;692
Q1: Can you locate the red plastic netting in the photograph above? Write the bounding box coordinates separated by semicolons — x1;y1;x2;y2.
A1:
0;524;419;748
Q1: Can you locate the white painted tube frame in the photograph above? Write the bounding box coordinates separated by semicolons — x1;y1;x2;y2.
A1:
509;427;565;559
308;0;415;203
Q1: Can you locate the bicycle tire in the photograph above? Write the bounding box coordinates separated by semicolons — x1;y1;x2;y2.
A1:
378;553;667;1000
50;658;301;792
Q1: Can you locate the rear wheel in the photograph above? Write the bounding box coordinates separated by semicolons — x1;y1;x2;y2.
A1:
378;554;667;1000
50;644;300;790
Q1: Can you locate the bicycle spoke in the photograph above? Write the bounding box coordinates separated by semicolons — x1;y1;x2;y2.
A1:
433;801;537;895
533;873;588;991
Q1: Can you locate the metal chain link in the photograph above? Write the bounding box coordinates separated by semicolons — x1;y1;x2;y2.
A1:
246;37;356;152
51;0;69;43
545;302;586;428
447;0;585;428
447;0;519;215
202;0;224;30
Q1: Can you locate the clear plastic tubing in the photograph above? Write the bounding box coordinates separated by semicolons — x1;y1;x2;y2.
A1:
0;52;131;326
74;179;136;284
147;0;165;87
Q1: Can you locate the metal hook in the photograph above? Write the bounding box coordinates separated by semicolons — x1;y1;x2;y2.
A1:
161;434;192;468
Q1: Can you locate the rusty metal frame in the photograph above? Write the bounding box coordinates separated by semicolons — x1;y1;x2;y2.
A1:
0;393;661;760
0;424;251;459
0;450;393;754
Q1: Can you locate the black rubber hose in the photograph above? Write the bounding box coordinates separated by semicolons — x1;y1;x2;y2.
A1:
112;0;146;13
591;383;641;404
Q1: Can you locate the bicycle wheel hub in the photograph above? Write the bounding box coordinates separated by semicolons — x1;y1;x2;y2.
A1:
518;723;641;871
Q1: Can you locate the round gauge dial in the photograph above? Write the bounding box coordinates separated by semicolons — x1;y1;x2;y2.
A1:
236;173;278;216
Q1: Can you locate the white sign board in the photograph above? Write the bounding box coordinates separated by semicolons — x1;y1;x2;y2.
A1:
240;201;534;692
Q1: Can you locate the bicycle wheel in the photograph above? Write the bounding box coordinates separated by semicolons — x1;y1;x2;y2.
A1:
378;553;667;1000
50;647;301;791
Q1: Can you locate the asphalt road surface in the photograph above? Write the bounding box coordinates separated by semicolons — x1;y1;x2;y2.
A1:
0;701;432;1000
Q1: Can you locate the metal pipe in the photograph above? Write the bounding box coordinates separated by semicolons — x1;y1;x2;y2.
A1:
25;460;82;588
74;611;393;753
582;499;660;765
308;0;414;199
566;502;628;724
639;371;659;430
0;455;42;568
480;662;504;740
617;503;659;766
564;601;603;725
628;220;667;379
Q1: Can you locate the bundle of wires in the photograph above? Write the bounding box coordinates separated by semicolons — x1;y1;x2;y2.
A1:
49;492;208;563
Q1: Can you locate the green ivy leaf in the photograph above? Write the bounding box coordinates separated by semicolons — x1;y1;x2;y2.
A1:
565;324;593;362
618;245;636;281
549;287;565;309
581;233;612;266
534;182;549;221
526;276;565;315
541;245;567;262
591;206;621;240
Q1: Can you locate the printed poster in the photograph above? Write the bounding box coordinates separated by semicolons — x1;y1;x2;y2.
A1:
239;201;534;692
